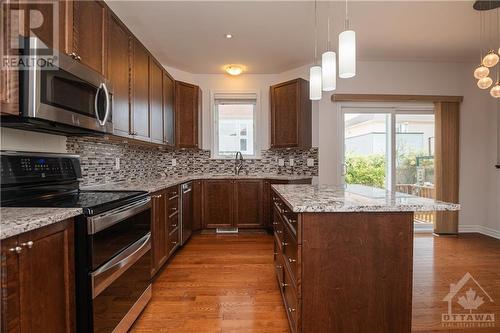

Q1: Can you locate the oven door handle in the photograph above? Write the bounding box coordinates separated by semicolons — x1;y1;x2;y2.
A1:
87;197;151;235
91;232;151;299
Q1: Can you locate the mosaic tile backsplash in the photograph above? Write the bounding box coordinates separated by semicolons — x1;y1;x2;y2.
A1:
66;137;319;186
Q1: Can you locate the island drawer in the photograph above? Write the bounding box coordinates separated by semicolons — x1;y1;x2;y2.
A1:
272;191;298;237
272;206;284;242
282;262;299;333
168;226;179;255
274;239;284;286
282;221;299;286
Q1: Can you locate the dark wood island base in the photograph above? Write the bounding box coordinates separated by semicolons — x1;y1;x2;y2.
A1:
272;190;414;333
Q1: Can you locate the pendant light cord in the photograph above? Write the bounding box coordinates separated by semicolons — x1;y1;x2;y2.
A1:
345;0;349;30
314;0;318;64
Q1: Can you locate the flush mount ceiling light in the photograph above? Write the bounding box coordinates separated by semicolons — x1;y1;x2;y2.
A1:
473;2;500;98
225;65;243;76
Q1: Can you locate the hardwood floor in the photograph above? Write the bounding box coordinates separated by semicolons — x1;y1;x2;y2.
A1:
131;233;500;333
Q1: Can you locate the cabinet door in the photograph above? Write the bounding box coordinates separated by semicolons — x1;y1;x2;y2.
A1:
163;72;175;146
107;14;131;137
192;180;203;231
131;39;150;141
175;81;200;148
234;180;263;228
70;0;107;75
152;191;168;274
262;180;271;228
17;221;75;333
271;80;299;147
150;59;164;144
202;180;233;228
1;237;21;332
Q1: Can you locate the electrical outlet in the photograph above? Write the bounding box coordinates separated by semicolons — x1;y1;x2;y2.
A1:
289;158;295;166
278;159;285;166
307;158;315;167
114;157;120;170
171;158;177;167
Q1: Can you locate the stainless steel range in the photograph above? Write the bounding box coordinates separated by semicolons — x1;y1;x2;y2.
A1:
1;151;152;332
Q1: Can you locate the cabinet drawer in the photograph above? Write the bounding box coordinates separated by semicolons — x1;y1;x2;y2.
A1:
168;227;179;255
168;213;179;230
167;186;179;201
282;222;298;284
274;240;284;286
272;207;284;242
283;263;299;333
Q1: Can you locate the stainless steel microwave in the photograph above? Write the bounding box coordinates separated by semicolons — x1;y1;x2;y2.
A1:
2;38;113;135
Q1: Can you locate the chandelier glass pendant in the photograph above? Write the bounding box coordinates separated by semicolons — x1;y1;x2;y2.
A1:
473;6;500;97
309;0;322;100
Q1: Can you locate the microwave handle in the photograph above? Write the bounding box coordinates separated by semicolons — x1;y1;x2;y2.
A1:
95;82;110;126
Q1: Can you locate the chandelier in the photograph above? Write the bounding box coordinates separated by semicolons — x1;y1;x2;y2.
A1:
473;1;500;98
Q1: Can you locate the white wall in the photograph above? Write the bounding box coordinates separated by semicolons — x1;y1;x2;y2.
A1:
277;60;499;235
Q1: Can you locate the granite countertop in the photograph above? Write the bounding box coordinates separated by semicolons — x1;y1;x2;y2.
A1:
82;173;313;193
1;208;83;240
272;184;461;213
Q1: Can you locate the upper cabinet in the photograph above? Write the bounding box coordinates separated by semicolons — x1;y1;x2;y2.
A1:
175;81;201;148
149;59;164;144
163;72;175;146
107;14;131;137
131;38;150;141
270;78;312;148
65;0;107;75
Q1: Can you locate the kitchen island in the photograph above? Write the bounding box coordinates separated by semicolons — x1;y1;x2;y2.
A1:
270;184;460;333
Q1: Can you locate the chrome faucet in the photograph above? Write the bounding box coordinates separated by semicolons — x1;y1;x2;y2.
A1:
234;151;244;175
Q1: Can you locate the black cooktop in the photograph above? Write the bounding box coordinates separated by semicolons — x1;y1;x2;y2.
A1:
3;190;149;216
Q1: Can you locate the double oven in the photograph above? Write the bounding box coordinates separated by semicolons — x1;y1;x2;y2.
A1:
75;196;152;333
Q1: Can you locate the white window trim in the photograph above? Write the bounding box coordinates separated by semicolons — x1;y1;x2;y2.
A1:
210;90;261;159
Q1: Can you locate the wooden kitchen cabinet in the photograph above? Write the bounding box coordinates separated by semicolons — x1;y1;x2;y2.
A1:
65;0;107;75
175;81;201;148
150;59;164;144
1;220;75;333
163;72;175;146
192;180;203;231
107;13;131;137
234;180;263;228
270;78;311;148
131;38;150;141
202;180;234;228
151;189;168;275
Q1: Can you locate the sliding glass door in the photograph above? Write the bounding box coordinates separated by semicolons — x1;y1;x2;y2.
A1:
341;104;435;228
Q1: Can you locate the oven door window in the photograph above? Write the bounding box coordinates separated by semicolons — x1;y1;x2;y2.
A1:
90;208;151;271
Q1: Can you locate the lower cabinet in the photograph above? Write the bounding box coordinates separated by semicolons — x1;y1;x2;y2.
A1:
1;220;75;333
151;185;180;276
234;180;263;228
203;180;234;228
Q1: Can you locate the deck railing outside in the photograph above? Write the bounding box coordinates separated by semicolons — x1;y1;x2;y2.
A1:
395;184;435;225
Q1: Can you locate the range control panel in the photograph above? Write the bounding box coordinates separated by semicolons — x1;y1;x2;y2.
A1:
1;153;82;185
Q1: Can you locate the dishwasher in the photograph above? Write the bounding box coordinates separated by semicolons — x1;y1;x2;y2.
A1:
180;182;193;245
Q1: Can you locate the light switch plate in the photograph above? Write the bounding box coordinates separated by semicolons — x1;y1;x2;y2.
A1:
278;159;285;166
307;158;315;167
289;158;295;166
114;157;120;170
171;158;177;167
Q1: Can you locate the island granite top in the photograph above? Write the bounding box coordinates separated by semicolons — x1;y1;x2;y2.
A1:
271;184;461;213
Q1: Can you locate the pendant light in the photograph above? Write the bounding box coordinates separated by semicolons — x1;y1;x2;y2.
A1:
478;76;493;89
491;66;500;98
309;0;322;100
474;10;490;79
339;0;356;78
321;11;337;91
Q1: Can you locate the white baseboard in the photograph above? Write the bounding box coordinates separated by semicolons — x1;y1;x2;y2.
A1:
459;225;500;240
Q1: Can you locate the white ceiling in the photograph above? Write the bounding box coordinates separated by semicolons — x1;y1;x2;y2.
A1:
106;1;491;74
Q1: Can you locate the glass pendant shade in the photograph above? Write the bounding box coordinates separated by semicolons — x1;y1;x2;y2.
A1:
474;65;489;79
339;30;356;78
490;83;500;98
321;51;337;91
477;76;493;89
482;50;499;68
309;66;322;100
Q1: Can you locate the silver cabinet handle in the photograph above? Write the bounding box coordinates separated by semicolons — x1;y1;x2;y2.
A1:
276;265;282;269
281;241;288;246
288;257;296;263
21;241;34;249
281;283;289;288
272;222;279;225
76;55;82;61
288;307;296;313
171;224;177;228
68;52;77;59
276;230;283;234
170;207;177;212
9;246;22;254
171;241;178;245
